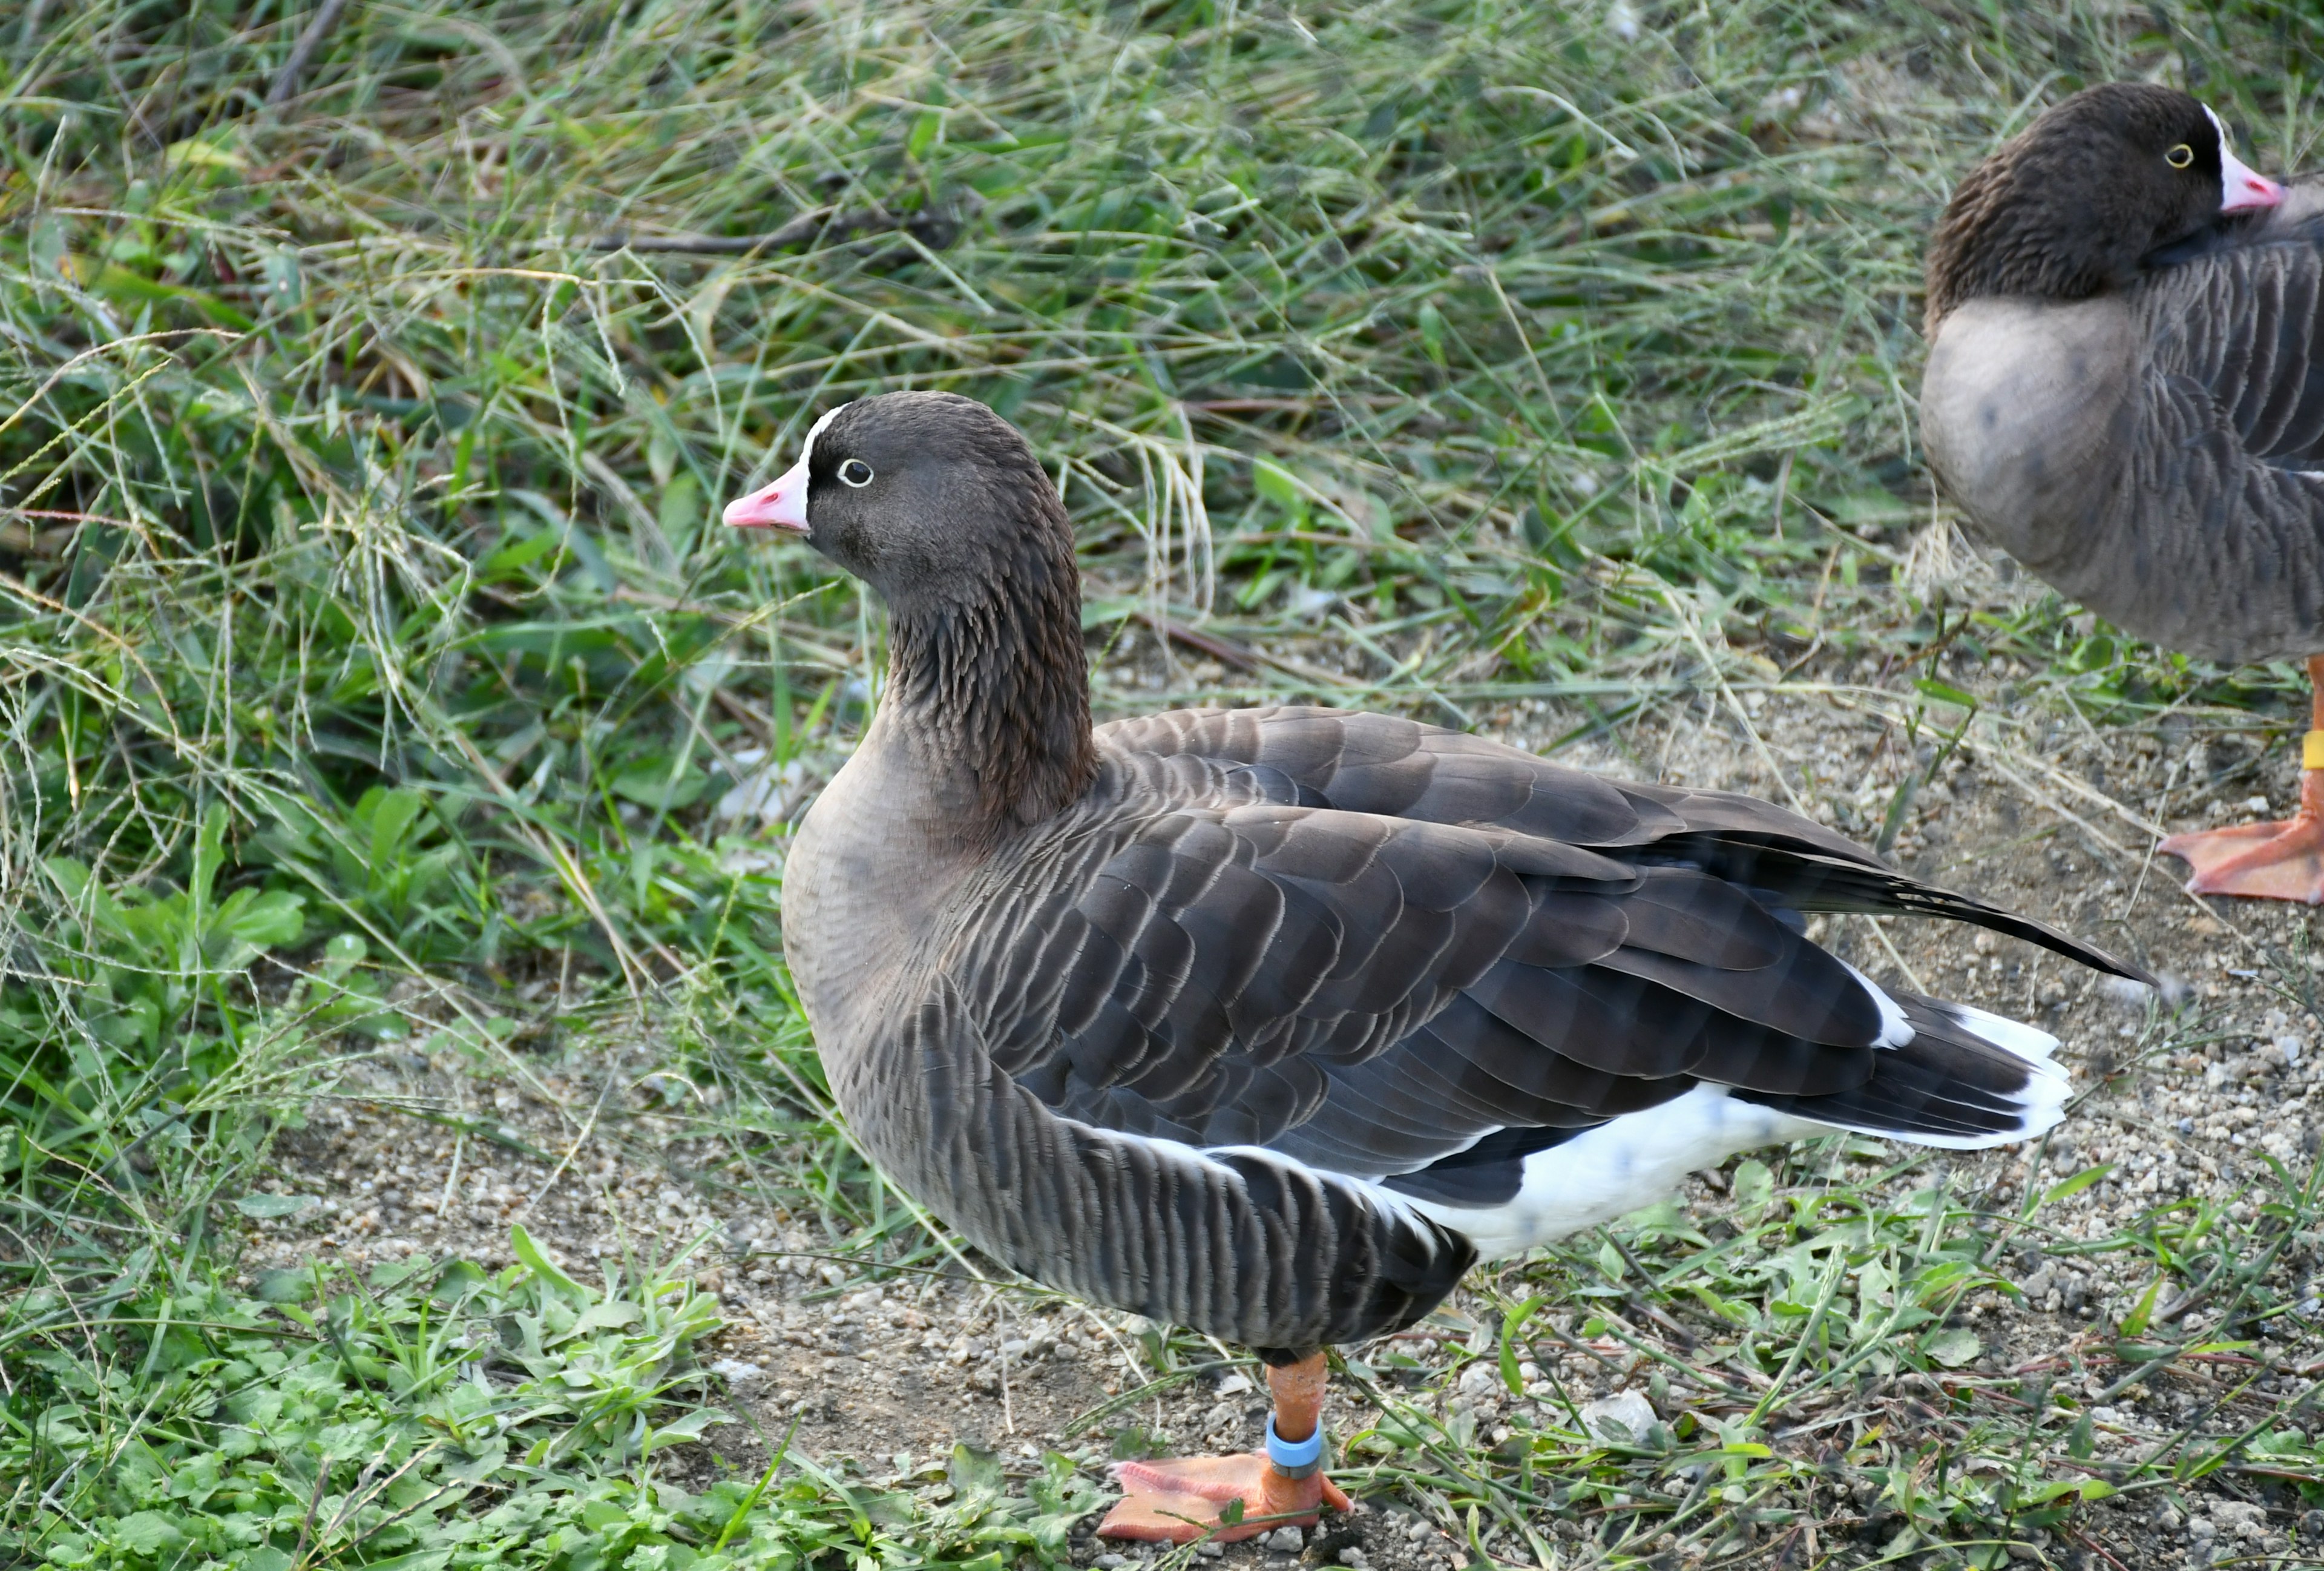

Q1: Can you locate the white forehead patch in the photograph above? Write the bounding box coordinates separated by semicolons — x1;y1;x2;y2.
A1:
785;402;850;530
797;402;850;472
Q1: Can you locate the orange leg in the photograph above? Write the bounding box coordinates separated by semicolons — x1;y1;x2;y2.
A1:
2158;655;2324;904
1097;1351;1351;1544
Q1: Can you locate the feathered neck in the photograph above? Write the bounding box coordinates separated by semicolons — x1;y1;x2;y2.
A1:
881;509;1098;837
1924;156;2133;335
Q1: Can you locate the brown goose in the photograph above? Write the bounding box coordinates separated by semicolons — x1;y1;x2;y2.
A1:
723;392;2140;1543
1918;83;2324;900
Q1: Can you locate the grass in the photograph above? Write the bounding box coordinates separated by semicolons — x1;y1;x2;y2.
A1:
12;0;2324;1566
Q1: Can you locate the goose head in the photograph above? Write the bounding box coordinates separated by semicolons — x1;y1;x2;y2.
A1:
721;391;1097;826
1925;83;2284;334
721;390;1076;618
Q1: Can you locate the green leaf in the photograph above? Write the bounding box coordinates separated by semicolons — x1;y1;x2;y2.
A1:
1732;1159;1774;1210
42;856;92;904
644;1406;731;1454
1252;459;1305;519
323;931;367;973
254;1268;312;1302
111;1512;186;1553
261;247;302;307
2118;1275;2165;1338
1500;1294;1546;1396
581;1498;632;1532
1911;677;1978;710
1417;300;1446;367
908;111;942;160
609;765;706;810
658;471;702;546
214;888;306;961
2043;1165;2114;1207
233;1193;315;1220
1922;1328;1980;1368
949;1443;1005;1504
191;802;228;915
510;1224;589;1302
433;1260;487;1303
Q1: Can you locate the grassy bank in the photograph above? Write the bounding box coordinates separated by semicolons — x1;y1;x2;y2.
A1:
10;1;2324;1566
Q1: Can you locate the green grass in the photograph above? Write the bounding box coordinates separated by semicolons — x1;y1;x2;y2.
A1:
6;1236;1101;1571
14;0;2324;1566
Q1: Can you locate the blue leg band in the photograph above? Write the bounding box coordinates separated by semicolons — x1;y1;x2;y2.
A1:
1265;1414;1324;1479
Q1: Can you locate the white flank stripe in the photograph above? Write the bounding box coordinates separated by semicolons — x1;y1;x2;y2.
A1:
1388;1086;1827;1259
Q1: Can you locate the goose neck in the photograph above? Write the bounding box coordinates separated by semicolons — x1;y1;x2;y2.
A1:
881;553;1097;836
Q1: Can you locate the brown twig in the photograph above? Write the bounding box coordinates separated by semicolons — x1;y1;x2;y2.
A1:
1130;609;1359;690
268;0;355;108
2062;1523;2135;1571
2155;1260;2229;1326
582;205;960;255
1133;610;1258;671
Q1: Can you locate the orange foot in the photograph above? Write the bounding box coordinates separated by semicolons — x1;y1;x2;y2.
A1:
2159;812;2324;904
1097;1454;1350;1544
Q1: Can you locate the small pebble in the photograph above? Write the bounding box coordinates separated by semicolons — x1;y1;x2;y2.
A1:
1338;1549;1368;1568
1093;1557;1126;1569
1579;1390;1656;1444
1456;1362;1500;1397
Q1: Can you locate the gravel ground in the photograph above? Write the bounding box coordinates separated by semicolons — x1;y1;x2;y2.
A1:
240;619;2324;1569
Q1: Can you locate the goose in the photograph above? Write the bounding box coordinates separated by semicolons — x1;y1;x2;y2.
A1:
1917;83;2324;901
722;391;2142;1543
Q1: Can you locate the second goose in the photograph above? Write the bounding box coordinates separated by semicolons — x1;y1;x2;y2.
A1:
1919;84;2324;899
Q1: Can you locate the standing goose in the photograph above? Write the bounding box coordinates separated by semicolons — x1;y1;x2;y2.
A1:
723;392;2141;1543
1917;82;2324;900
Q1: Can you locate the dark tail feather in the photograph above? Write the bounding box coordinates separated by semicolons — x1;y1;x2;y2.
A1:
1735;992;2067;1149
1635;835;2152;985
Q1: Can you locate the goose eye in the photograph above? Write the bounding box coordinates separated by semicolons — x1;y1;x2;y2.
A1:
2167;143;2194;169
839;459;875;487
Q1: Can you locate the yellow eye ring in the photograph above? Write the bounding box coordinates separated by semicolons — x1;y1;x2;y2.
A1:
2167;143;2194;169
